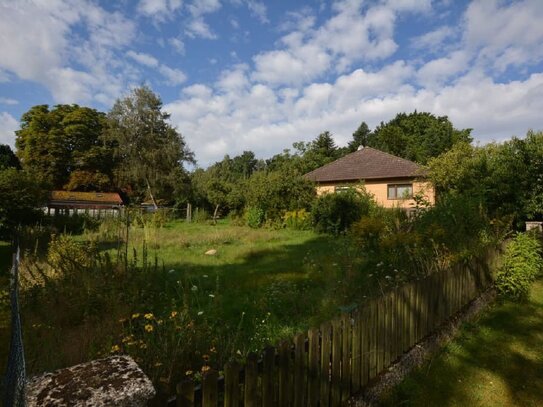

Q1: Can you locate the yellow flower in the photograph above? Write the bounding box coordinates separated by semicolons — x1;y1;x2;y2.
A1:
157;319;163;325
131;313;140;319
170;311;178;319
144;324;154;332
110;345;120;353
202;354;210;362
144;313;154;320
185;370;193;376
201;365;211;373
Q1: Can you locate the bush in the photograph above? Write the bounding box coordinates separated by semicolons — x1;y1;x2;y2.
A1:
245;206;265;228
496;232;542;301
283;209;311;230
311;189;375;234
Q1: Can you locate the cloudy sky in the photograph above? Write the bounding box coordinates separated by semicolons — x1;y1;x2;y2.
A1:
1;0;542;167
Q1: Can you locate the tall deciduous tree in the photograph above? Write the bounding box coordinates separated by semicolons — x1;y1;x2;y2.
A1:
107;86;194;205
370;111;472;164
15;104;113;190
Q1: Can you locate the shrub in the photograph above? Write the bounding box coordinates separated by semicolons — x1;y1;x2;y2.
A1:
283;209;311;230
495;232;542;301
311;189;375;234
245;206;265;228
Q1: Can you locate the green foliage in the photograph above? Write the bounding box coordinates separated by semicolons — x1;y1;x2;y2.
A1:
246;169;316;222
283;209;311;230
0;144;20;170
428;131;543;226
15;104;114;190
311;188;376;234
496;233;542;301
107;86;194;204
369;111;472;164
0;168;47;239
348;121;371;152
245;206;265;228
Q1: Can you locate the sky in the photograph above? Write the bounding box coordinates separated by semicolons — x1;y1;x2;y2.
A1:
1;0;543;167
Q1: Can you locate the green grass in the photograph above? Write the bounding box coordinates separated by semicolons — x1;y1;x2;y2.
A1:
382;279;543;407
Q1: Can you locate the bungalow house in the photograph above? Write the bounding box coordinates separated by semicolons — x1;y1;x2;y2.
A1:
46;191;124;217
304;147;435;209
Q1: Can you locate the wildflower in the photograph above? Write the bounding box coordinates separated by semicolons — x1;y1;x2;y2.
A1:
191;285;198;292
154;362;163;367
168;269;175;274
203;274;208;278
144;313;154;320
111;345;120;353
157;319;163;325
131;313;141;319
209;294;215;298
144;324;154;332
197;311;204;316
170;311;178;318
185;370;194;376
140;343;148;349
202;354;210;361
210;346;216;353
201;365;211;373
118;318;127;324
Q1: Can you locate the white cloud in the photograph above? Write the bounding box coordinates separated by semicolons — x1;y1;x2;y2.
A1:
410;26;456;52
126;50;159;67
0;0;136;105
416;51;469;88
185;17;217;39
137;0;183;20
0;97;18;105
463;0;543;72
0;112;18;148
158;65;187;85
168;38;185;55
245;0;268;24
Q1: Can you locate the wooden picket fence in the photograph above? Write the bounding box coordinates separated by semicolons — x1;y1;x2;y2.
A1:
172;248;499;407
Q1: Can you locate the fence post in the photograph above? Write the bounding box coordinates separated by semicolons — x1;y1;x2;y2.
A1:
224;361;241;407
341;313;351;404
293;334;306;407
320;322;332;405
244;353;258;407
262;346;275;407
202;369;218;407
176;381;194;407
307;328;320;407
278;340;291;406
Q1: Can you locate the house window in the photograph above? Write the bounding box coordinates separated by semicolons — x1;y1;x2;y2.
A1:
387;183;413;200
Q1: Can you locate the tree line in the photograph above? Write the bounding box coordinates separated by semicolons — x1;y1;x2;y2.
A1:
1;84;542;237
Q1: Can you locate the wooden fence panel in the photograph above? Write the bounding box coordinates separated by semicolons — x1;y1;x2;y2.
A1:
307;328;320;407
293;334;306;407
262;347;275;407
224;361;241;407
351;310;361;393
203;369;219;407
341;314;351;404
320;322;332;406
244;353;258;407
176;381;194;407
368;298;378;380
331;319;342;406
278;341;291;407
360;305;370;387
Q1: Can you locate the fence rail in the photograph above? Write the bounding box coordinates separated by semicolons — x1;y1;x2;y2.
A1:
170;247;499;407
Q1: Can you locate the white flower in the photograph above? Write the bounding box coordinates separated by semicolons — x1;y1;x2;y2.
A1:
203;274;208;278
376;262;384;267
197;311;204;316
168;269;175;274
191;285;198;292
208;294;215;298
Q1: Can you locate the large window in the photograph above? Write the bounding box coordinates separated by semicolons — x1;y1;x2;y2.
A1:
387;183;413;200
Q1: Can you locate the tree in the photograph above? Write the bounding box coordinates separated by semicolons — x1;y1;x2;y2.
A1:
15;104;113;190
297;131;341;173
348;121;372;152
0;144;20;170
0;168;47;239
369;112;472;164
107;86;194;206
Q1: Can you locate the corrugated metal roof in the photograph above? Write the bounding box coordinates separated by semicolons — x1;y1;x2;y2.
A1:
304;147;424;182
50;191;123;204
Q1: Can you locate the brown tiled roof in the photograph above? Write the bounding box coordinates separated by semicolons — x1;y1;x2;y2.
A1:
50;191;123;204
304;147;424;182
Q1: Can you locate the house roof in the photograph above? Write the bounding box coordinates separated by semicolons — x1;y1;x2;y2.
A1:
304;147;424;182
50;191;123;205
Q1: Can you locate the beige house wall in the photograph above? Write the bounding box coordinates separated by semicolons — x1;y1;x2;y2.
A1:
315;178;435;209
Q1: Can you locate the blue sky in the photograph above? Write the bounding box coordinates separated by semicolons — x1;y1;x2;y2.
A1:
1;0;543;167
